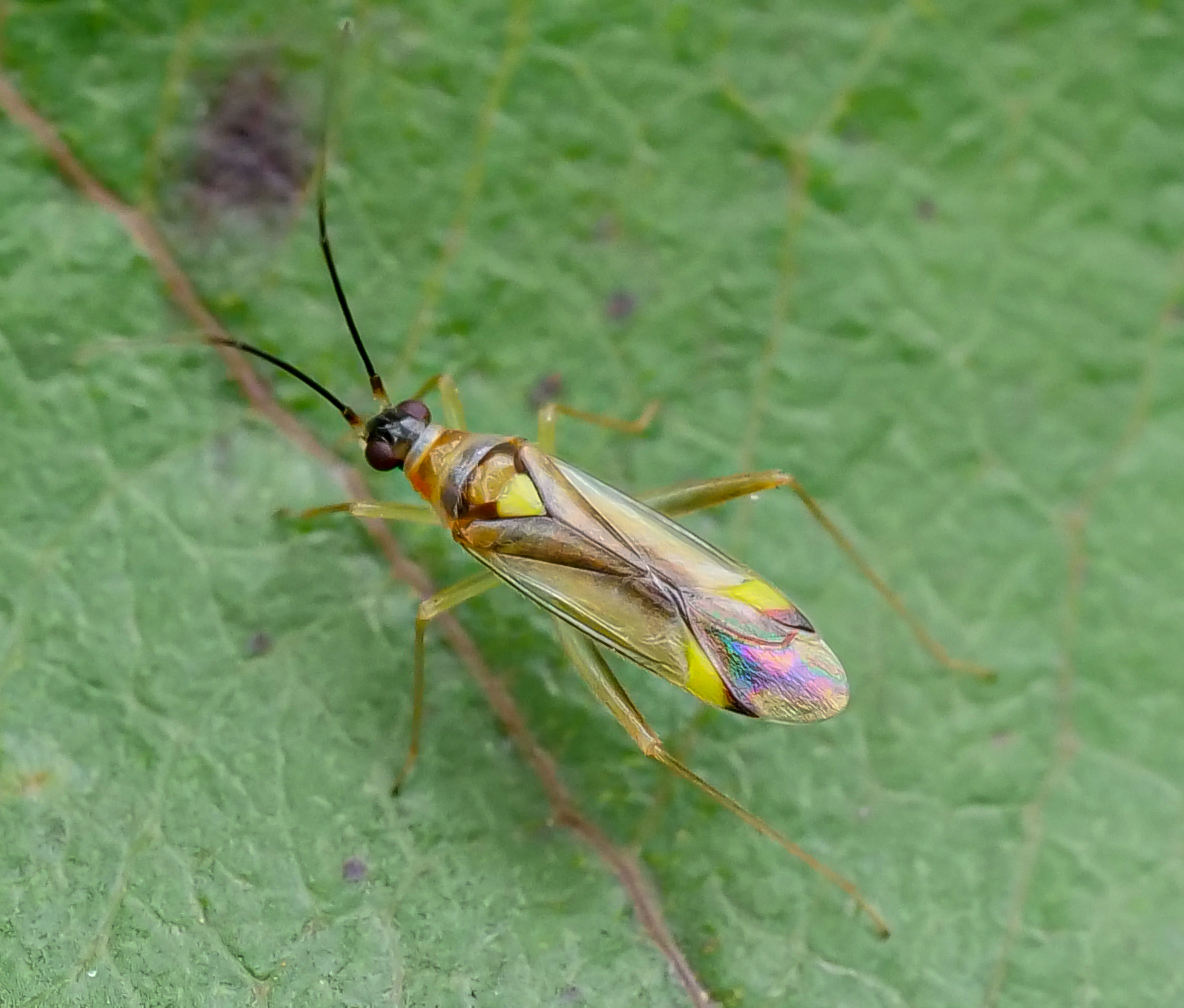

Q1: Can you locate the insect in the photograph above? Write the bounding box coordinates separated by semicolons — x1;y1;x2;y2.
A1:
219;140;985;944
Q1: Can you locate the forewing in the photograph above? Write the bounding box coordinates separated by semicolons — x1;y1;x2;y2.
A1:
462;544;693;686
546;454;757;593
682;589;848;722
465;448;848;722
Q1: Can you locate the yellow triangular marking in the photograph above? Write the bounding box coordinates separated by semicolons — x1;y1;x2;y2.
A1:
496;473;546;517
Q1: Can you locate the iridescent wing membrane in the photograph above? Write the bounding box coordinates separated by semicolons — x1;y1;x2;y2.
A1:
458;446;848;723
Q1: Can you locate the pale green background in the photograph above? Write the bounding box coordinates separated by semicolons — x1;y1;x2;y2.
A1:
1;1;1182;1005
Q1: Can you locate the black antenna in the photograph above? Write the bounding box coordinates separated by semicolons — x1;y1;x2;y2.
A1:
215;338;363;429
317;19;392;408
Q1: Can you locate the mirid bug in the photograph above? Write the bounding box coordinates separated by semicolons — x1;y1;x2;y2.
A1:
218;132;986;942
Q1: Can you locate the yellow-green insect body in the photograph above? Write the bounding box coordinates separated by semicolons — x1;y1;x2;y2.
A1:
395;421;848;723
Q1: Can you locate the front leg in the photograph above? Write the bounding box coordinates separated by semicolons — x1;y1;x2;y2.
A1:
536;400;659;455
297;500;441;525
394;569;502;794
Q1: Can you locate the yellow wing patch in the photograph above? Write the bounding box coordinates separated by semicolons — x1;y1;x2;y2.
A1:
496;473;546;517
682;636;728;708
721;578;791;611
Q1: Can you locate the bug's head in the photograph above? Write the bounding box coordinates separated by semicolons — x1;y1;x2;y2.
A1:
362;399;432;471
212;146;433;469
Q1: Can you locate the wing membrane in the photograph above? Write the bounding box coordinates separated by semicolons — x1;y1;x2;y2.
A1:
461;446;848;722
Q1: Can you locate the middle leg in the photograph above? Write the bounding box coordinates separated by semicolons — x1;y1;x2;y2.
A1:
536;400;659;455
394;569;502;794
410;372;466;430
638;470;790;516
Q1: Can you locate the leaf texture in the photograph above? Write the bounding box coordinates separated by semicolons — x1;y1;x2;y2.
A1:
1;2;1182;1005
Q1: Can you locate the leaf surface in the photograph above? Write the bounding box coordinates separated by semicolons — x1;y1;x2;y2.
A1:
1;2;1181;1005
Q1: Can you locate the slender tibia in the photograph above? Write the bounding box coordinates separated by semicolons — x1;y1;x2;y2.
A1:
552;617;890;938
410;372;466;431
782;474;994;681
297;501;441;525
394;570;502;794
639;470;789;516
640;469;993;681
536;400;659;455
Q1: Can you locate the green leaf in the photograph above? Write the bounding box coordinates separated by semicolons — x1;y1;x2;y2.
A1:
2;1;1182;1005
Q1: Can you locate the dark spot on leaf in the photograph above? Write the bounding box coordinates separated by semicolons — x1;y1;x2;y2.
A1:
245;631;272;657
991;731;1016;749
916;198;937;220
837;124;869;144
527;372;563;411
341;856;367;881
593;214;621;242
190;63;313;218
210;434;233;475
37;814;67;857
558;985;583;1003
605;290;637;321
18;770;52;797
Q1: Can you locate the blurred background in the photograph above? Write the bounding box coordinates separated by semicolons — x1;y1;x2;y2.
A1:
1;2;1181;1005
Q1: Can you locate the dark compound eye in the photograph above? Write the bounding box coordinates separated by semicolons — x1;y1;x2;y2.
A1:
364;435;402;471
395;399;431;423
